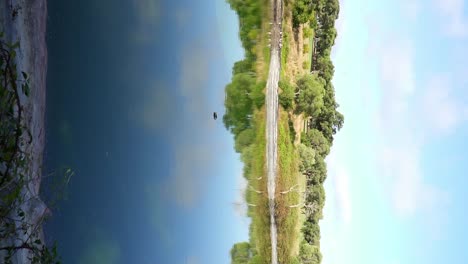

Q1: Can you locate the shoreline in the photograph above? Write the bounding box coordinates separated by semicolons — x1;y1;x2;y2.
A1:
0;1;48;263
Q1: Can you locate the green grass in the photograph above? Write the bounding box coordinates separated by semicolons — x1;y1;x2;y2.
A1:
246;109;271;264
256;0;272;81
305;26;315;71
276;108;303;263
280;26;290;78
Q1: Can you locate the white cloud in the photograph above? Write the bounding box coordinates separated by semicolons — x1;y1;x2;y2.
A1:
400;0;421;21
373;36;451;219
168;144;214;208
134;83;178;132
132;0;161;44
379;38;415;98
422;75;467;135
326;154;352;225
380;143;449;217
136;33;226;212
433;0;468;37
335;167;352;224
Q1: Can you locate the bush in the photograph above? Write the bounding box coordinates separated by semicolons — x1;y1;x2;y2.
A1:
279;79;295;110
303;27;312;38
303;43;310;54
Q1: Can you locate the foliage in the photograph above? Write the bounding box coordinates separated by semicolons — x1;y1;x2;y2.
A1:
309;83;344;144
235;128;256;154
292;0;314;27
302;129;329;157
290;257;301;264
303;43;310;54
233;59;254;76
303;27;313;38
231;242;251;264
297;144;315;175
279;78;295;110
227;0;344;262
276;110;301;264
227;0;263;63
302;221;321;245
223;73;256;136
299;242;322;264
294;74;325;117
248;255;263;264
0;34;62;263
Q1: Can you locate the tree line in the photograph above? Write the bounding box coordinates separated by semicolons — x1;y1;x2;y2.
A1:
225;0;343;262
282;0;343;263
224;0;270;263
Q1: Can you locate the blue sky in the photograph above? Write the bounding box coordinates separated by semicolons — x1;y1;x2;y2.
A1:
45;0;247;263
321;0;468;263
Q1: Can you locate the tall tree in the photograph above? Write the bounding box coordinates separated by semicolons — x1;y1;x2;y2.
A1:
279;79;295;110
299;242;322;264
295;74;325;117
302;129;330;157
223;73;256;136
231;242;251;264
298;143;316;175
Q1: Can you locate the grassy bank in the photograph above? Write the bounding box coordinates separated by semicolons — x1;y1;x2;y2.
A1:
224;0;273;263
276;108;303;263
245;109;270;264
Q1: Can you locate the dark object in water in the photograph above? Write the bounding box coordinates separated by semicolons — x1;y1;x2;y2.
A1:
213;112;217;120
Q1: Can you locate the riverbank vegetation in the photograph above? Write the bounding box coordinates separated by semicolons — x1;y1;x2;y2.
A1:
225;0;342;263
0;34;62;264
224;0;272;263
280;0;342;263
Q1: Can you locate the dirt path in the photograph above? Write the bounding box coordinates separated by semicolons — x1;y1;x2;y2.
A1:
266;0;282;263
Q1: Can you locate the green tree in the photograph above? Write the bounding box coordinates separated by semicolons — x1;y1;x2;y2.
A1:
299;242;322;264
235;128;255;153
251;81;265;109
305;185;325;221
223;73;256;136
302;221;321;245
304;155;327;185
302;129;330;157
309;83;344;144
248;255;264;264
298;144;316;175
303;27;313;38
316;55;334;83
292;0;314;26
294;74;325;117
316;28;337;54
279;79;295;110
233;59;253;75
231;242;251;264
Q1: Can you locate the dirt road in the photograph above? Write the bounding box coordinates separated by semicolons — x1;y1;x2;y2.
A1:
266;0;282;263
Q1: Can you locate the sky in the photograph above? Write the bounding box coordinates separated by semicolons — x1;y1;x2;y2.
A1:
321;0;468;263
44;0;248;263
